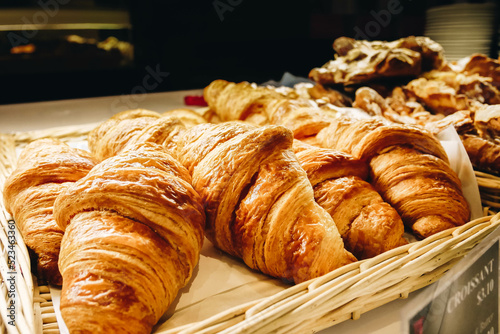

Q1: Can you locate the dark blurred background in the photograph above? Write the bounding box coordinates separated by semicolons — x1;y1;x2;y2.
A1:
0;0;498;105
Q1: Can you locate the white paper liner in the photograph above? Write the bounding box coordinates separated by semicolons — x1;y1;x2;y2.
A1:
51;239;289;334
47;125;483;333
435;126;483;220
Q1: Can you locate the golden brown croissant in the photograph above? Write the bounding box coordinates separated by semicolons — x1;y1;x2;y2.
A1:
203;79;286;126
88;108;161;161
355;85;500;174
161;108;208;128
88;108;203;161
53;142;205;333
2;138;97;285
316;117;470;238
293;140;406;259
204;79;337;143
202;79;471;237
263;99;336;141
175;121;356;283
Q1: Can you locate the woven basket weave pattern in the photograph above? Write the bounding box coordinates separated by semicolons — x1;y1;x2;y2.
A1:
0;128;499;334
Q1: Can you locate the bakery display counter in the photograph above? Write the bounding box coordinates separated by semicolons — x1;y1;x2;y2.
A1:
0;87;498;334
2;28;500;333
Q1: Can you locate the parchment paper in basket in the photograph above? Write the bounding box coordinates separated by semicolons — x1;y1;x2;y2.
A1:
435;125;483;221
49;126;483;333
50;235;289;334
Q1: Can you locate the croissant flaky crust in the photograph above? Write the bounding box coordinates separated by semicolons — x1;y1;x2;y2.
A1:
204;78;472;239
176;121;356;283
88;108;204;161
316;117;470;238
53;143;205;333
3;138;97;285
203;80;283;125
293;140;407;259
88;109;161;161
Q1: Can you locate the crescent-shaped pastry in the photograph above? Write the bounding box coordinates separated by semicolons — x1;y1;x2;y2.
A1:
53;142;205;333
3;138;97;285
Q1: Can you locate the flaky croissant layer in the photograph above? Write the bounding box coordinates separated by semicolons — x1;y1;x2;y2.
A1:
3;138;97;285
293;140;407;259
176;121;356;284
316;117;471;238
54;143;205;333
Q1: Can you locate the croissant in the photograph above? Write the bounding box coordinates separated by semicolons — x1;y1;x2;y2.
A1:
53;142;205;333
175;121;356;284
293;140;407;259
203;79;287;126
316;117;471;238
204;79;336;143
161;108;209;127
88;109;161;161
2;138;97;285
203;79;472;237
88;108;202;161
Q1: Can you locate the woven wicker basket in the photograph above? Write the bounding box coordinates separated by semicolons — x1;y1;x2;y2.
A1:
0;125;499;334
476;171;500;211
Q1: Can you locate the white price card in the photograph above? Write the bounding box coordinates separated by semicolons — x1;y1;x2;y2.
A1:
401;227;500;334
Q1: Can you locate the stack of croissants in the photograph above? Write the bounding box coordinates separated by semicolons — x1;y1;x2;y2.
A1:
3;36;486;334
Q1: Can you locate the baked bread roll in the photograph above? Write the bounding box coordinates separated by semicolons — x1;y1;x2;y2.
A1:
316;117;470;238
176;122;356;283
293;140;406;259
53;142;205;333
2;138;97;285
